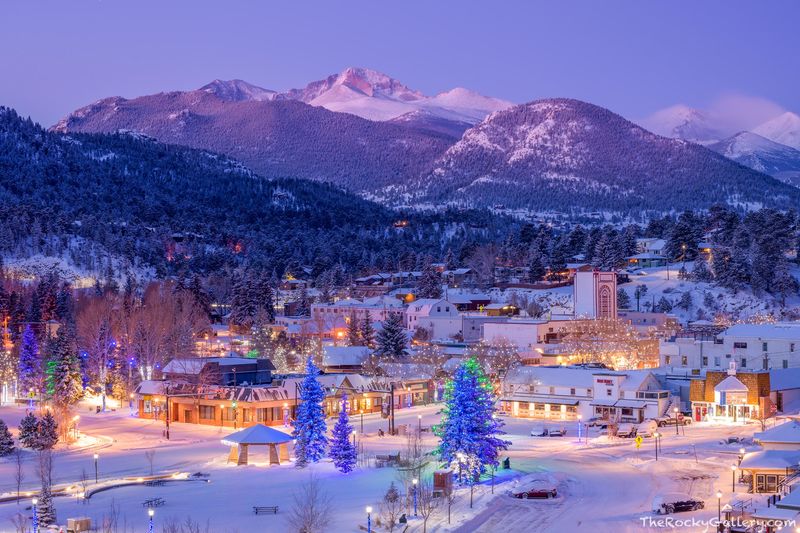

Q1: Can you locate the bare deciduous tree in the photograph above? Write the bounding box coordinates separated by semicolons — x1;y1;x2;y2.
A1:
417;480;441;533
287;473;333;533
145;450;156;476
10;512;28;533
13;448;23;504
379;481;403;533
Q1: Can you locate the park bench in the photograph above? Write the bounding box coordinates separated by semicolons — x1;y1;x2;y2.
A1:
375;453;401;468
144;480;165;487
142;497;165;508
253;506;278;515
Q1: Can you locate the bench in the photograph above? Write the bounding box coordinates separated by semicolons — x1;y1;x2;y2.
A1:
142;497;165;508
144;480;165;487
375;453;401;468
253;506;278;515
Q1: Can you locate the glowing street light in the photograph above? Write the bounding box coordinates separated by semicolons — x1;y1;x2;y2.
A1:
366;506;373;533
148;508;155;533
716;490;722;522
577;414;583;442
93;453;99;483
731;464;737;492
653;431;660;460
417;414;422;434
32;497;38;533
673;407;680;436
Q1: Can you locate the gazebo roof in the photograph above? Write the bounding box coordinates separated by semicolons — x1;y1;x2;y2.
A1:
221;424;293;446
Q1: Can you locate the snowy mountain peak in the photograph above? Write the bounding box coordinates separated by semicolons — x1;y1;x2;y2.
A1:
753;111;800;150
710;131;800;186
200;79;277;102
639;104;723;144
281;67;424;104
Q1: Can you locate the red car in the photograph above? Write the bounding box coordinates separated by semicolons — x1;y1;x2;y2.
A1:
513;488;557;499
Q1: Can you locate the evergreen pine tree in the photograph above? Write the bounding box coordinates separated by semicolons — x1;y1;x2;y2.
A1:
18;412;38;449
616;288;631;310
36;412;59;450
678;291;693;311
528;252;546;283
692;258;713;282
52;326;84;416
772;259;798;306
360;317;375;349
296;288;311;317
18;325;41;395
375;314;408;360
292;358;328;467
347;311;362;346
633;285;648;312
434;358;509;476
37;483;56;526
655;296;673;313
0;419;14;456
417;262;442;299
329;394;357;473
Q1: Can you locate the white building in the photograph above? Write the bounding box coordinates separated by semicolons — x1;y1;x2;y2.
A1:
404;298;461;341
499;366;672;423
573;270;617;319
311;296;404;325
660;323;800;372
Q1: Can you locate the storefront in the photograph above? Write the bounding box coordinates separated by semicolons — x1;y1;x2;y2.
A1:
689;370;769;424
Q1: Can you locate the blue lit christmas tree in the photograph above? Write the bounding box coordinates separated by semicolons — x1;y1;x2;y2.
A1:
434;357;510;480
329;394;357;473
292;358;328;467
18;325;41;396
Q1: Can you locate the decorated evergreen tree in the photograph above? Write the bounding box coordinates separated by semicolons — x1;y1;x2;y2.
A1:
52;326;84;419
434;358;509;478
347;310;362;346
18;325;42;395
375;314;407;360
360;317;375;349
292;358;328;467
18;412;38;449
37;484;56;526
0;419;14;456
329;394;357;473
417;262;442;299
36;411;59;450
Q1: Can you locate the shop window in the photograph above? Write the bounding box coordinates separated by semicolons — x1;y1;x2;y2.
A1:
199;405;215;420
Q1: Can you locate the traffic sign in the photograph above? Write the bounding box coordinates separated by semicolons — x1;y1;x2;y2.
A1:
635;435;643;448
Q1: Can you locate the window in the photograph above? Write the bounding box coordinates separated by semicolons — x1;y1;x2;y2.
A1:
762;342;768;352
664;356;671;365
221;407;236;421
702;356;708;366
681;356;688;366
741;358;747;368
606;388;612;396
784;360;789;369
199;406;215;420
566;405;577;414
792;343;796;353
733;342;748;349
549;387;555;395
714;356;720;367
436;307;441;313
621;408;633;416
570;388;576;396
587;389;593;397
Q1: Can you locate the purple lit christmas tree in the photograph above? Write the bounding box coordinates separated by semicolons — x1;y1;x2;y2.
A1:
292;358;328;467
329;394;357;473
18;325;41;396
434;357;510;479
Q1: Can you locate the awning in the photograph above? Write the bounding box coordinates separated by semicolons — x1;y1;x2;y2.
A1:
615;399;647;409
500;396;580;406
591;399;618;407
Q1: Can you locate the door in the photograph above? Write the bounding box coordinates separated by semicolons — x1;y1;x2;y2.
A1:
184;410;192;423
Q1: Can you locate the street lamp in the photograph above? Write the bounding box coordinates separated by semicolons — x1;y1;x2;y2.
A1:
93;453;99;483
219;404;225;427
673;407;680;436
32;497;38;533
653;431;660;461
417;414;422;434
738;447;745;467
456;452;465;484
716;490;722;522
353;430;357;448
412;478;418;517
148;508;155;533
577;414;582;442
361;409;365;434
366;506;372;533
72;415;80;440
731;464;737;492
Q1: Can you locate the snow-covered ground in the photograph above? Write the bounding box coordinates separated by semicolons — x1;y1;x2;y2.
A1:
0;400;772;533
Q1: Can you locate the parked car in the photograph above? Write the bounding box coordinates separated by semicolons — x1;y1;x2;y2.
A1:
586;417;609;428
530;426;549;437
616;423;637;438
652;494;704;514
513;488;557;499
656;415;691;427
637;420;658;438
548;428;566;437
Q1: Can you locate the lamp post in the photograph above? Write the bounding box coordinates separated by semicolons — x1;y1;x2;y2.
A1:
129;392;135;416
456;452;465;484
232;400;238;430
353;430;357;449
361;410;365;434
731;464;737;492
366;506;372;533
738;447;745;468
93;453;99;483
32;497;38;533
148;508;155;533
219;404;225;427
654;431;660;460
417;414;422;434
412;478;418;517
716;490;722;522
673;407;680;436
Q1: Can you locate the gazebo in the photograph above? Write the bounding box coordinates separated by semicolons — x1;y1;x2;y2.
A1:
221;424;293;466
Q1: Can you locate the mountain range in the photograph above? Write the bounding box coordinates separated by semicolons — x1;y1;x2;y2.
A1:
709;131;800;186
51;67;800;214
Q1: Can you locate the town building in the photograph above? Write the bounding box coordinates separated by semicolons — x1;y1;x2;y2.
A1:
404;298;461;341
499;366;672;423
688;365;771;422
740;417;800;495
573;270;617;319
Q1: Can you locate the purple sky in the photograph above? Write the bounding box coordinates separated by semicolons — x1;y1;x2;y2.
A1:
2;0;798;126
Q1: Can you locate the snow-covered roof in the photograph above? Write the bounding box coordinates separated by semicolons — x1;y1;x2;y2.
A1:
769;368;800;391
714;375;748;392
751;506;800;521
361;295;404;308
504;366;599;388
377;362;436;380
626;253;666;260
163;357;258;375
323;346;371;367
722;323;800;340
754;420;800;445
406;298;454;316
776;487;800;511
619;370;654;392
221;424;293;445
740;450;800;470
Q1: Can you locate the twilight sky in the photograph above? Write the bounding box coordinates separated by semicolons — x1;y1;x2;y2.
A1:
2;0;798;127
